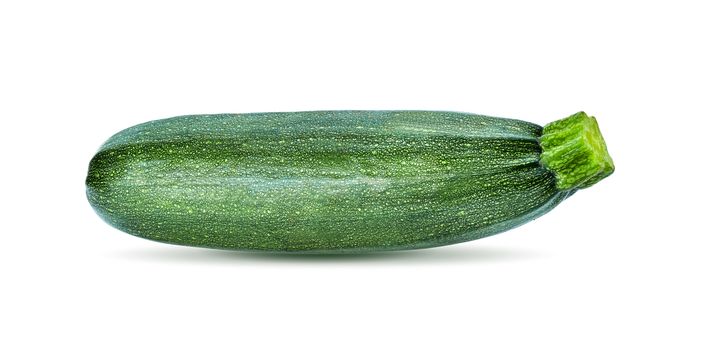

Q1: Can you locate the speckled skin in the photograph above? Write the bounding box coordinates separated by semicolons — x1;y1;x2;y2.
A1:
86;110;575;253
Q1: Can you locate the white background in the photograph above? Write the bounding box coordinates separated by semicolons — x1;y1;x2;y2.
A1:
2;1;711;349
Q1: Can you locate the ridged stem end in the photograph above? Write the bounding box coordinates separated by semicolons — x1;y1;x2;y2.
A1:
540;111;614;191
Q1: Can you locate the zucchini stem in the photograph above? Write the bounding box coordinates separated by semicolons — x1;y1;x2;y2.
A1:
539;111;614;191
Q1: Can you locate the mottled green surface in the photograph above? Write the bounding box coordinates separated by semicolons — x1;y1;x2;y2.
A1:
86;110;582;253
540;111;615;190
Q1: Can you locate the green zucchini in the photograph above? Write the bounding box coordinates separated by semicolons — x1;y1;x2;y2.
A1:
86;110;613;253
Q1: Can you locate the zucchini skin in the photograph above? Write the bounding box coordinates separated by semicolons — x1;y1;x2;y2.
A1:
86;110;573;253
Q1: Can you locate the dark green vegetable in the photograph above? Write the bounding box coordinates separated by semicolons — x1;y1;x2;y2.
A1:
86;110;613;253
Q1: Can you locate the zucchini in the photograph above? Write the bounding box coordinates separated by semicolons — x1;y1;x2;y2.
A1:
86;110;613;253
